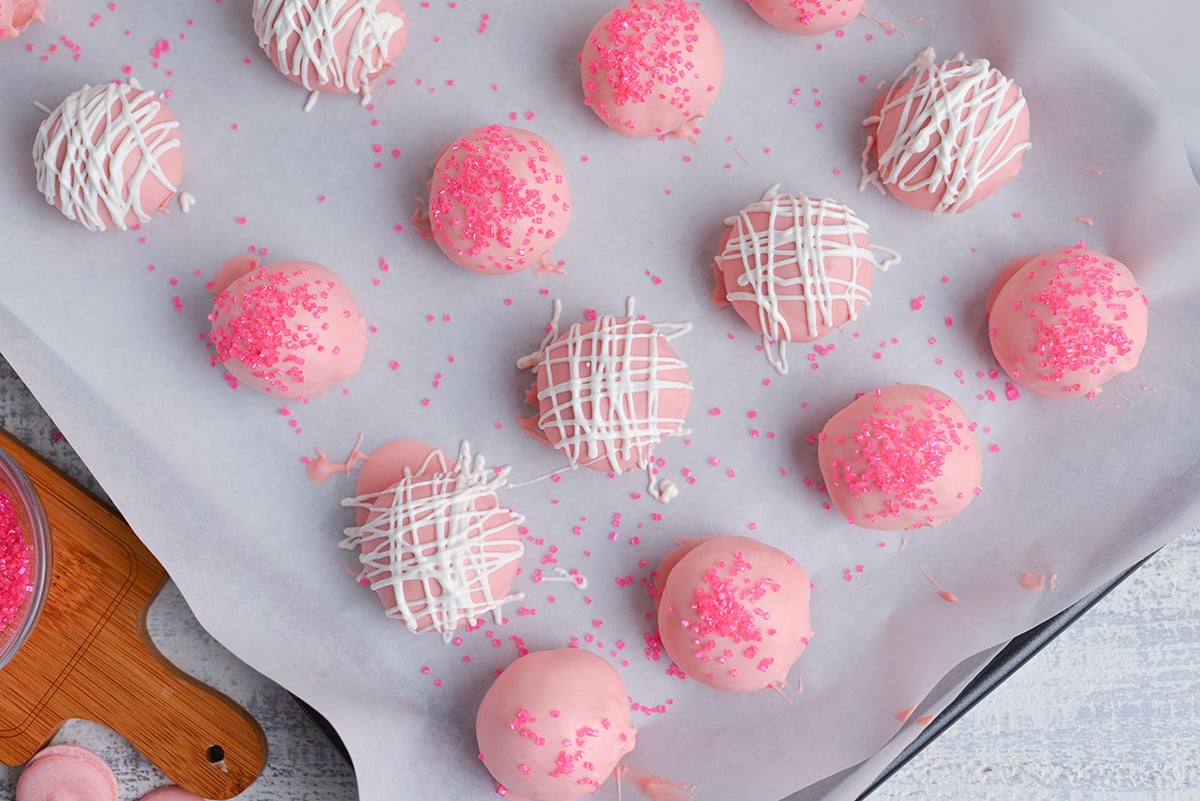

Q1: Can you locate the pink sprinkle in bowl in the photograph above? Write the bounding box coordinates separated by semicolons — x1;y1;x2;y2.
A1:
0;446;51;670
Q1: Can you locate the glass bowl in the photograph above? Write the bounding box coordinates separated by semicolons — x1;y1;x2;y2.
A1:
0;446;51;670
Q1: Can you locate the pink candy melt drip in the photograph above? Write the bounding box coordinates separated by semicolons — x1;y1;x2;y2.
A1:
1027;254;1140;388
211;267;330;391
0;488;31;635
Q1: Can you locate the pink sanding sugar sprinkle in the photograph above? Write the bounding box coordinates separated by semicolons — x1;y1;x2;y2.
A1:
0;489;32;633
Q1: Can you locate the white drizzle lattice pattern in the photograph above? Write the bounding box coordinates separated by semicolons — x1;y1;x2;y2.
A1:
339;443;524;642
522;299;691;477
859;48;1030;214
719;185;898;374
253;0;406;105
33;82;181;232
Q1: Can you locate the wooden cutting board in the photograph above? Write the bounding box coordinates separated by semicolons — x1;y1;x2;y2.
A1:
0;428;266;799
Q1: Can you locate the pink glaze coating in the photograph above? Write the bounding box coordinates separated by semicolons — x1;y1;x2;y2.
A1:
863;48;1030;214
476;648;636;801
427;125;571;274
341;439;524;639
0;0;44;39
15;744;118;801
712;185;896;374
33;82;184;232
519;308;691;475
208;255;368;400
654;535;812;693
252;0;409;102
580;0;723;138
818;384;982;530
746;0;866;36
986;244;1148;398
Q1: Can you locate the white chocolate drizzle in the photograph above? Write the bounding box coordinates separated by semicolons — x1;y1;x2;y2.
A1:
253;0;406;105
339;442;525;642
519;298;692;481
859;47;1030;214
718;184;899;375
33;82;182;232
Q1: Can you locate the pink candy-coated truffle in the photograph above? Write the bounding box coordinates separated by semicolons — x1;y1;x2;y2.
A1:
208;255;368;400
986;244;1148;398
0;0;45;39
862;48;1030;214
819;385;982;530
33;83;184;232
476;648;636;801
340;439;524;640
427;125;571;274
655;535;813;693
15;744;118;801
252;0;409;103
580;0;723;138
712;185;897;374
746;0;866;36
518;306;691;476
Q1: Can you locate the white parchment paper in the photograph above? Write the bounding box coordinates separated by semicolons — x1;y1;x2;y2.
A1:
1;1;1197;800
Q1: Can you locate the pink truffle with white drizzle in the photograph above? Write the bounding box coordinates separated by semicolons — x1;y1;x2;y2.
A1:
860;48;1031;214
818;384;982;530
654;535;813;694
475;648;636;801
580;0;723;138
33;82;185;232
208;254;368;399
252;0;409;106
986;244;1148;398
426;124;572;274
746;0;866;36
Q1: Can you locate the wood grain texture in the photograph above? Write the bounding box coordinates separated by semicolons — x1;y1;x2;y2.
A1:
0;427;266;799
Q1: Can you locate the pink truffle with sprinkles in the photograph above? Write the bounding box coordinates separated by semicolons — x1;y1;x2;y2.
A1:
0;0;45;39
252;0;409;106
579;0;723;138
860;48;1030;214
818;384;982;530
208;254;368;399
517;299;692;501
33;82;185;232
746;0;866;36
986;244;1148;398
712;184;899;374
339;439;525;641
475;648;636;801
654;535;813;693
426;124;572;274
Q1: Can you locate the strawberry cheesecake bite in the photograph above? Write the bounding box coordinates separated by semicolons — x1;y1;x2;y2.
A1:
860;48;1030;214
517;299;692;501
33;82;185;232
208;254;368;399
654;535;813;694
425;124;571;274
475;648;636;801
818;384;982;530
252;0;408;107
15;744;118;801
339;439;525;641
580;0;723;138
712;184;899;374
987;244;1148;398
746;0;866;36
0;0;45;39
